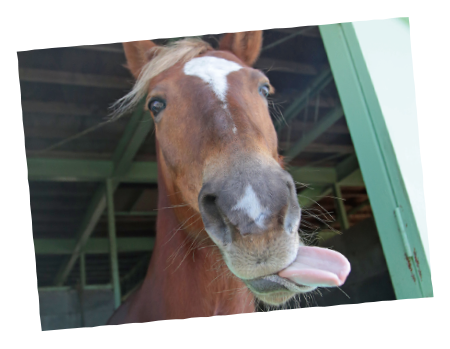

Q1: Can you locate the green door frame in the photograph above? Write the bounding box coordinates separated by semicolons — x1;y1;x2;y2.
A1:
319;19;433;299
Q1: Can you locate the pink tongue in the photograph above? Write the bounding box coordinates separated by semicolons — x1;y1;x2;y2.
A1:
278;246;351;288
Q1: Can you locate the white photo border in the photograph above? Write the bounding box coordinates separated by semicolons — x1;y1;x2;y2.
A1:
1;1;449;348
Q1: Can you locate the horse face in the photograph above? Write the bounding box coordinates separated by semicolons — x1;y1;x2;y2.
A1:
192;55;303;306
152;52;305;305
122;35;308;306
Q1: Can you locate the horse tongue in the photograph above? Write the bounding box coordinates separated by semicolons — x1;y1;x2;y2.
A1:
278;246;351;288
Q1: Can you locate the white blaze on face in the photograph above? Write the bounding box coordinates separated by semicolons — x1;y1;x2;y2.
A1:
232;184;269;228
183;56;242;109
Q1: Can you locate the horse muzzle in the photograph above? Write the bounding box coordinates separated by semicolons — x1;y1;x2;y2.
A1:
198;159;301;248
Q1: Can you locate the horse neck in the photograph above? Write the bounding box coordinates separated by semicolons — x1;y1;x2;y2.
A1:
135;142;255;321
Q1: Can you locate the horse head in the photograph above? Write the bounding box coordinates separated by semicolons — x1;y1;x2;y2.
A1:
114;32;350;307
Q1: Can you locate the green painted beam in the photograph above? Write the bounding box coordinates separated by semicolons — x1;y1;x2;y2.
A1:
298;185;332;209
38;284;113;292
27;158;158;183
335;154;359;181
129;190;146;211
339;168;363;186
27;157;364;186
297;154;361;209
289;166;337;185
19;68;131;89
275;67;333;133
106;178;121;308
53;185;108;285
34;237;155;254
283;106;344;161
53;101;153;286
27;158;113;182
112;122;153;179
317;229;341;244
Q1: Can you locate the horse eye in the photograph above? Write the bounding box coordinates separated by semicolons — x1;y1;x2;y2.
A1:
148;99;166;117
259;84;270;98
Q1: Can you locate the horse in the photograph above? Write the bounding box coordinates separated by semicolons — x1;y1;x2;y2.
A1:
107;31;350;324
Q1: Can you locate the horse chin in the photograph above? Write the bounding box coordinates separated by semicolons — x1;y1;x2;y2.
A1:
242;274;317;306
253;291;297;306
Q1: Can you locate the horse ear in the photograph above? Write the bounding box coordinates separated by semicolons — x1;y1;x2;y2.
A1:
122;40;158;79
218;31;263;66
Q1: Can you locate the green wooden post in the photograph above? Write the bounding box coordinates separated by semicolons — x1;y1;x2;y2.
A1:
52;100;153;287
34;237;155;254
319;19;433;299
106;179;121;309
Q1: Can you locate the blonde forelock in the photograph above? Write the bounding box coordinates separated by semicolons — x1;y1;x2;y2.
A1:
110;38;212;120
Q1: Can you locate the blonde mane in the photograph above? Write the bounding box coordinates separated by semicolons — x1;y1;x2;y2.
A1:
110;38;212;120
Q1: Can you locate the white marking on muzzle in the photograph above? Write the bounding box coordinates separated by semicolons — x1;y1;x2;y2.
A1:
232;184;269;229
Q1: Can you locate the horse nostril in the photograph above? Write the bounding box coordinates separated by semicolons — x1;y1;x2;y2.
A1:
201;195;217;211
199;191;234;246
200;194;219;220
203;194;216;206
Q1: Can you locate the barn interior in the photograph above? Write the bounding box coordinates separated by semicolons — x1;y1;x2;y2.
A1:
18;25;395;330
